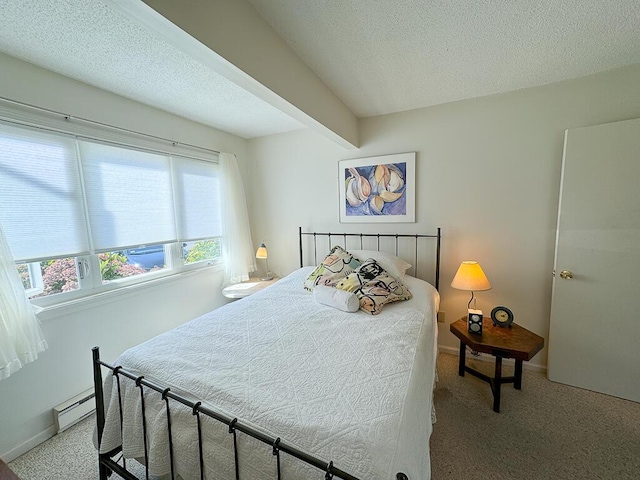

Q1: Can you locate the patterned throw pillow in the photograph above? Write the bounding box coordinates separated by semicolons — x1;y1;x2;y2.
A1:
303;245;362;291
335;258;412;315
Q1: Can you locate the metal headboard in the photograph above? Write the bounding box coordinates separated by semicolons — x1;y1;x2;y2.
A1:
298;227;441;290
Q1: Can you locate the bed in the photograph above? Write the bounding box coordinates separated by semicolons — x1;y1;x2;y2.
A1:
93;228;441;480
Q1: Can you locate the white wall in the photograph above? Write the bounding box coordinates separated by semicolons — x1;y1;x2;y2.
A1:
0;52;247;460
247;63;640;368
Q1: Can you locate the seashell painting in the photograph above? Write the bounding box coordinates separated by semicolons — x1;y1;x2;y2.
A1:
339;152;415;223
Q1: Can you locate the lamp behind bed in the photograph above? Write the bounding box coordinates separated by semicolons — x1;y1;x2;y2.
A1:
255;243;274;281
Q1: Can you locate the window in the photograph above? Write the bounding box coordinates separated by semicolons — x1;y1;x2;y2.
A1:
16;258;80;298
183;238;222;266
35;258;80;297
0;120;223;305
79;141;178;251
0;124;89;262
16;262;44;297
100;246;167;284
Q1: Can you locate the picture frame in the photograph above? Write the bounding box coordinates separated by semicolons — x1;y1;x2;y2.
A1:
339;152;415;223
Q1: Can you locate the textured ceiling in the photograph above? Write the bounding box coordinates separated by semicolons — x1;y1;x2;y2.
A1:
248;0;640;117
1;1;639;140
0;0;305;138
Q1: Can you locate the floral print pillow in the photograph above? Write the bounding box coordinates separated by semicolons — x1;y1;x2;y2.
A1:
335;258;412;315
303;245;362;291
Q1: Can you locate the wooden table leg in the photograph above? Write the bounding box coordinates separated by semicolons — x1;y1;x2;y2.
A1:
493;356;503;413
458;340;466;376
514;359;523;390
0;458;21;480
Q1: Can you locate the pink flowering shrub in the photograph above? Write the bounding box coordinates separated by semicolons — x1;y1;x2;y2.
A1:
36;253;147;296
112;262;147;278
99;253;145;281
40;258;78;296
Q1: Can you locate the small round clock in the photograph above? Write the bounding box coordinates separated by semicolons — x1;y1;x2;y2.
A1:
491;306;514;328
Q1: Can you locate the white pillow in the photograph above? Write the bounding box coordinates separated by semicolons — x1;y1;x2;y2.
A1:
313;285;360;313
350;250;412;279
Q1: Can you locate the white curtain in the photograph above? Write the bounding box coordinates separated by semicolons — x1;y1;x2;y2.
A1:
0;222;48;381
219;152;257;284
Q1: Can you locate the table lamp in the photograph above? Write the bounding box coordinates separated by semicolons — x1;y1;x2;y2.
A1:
451;261;491;334
255;243;273;281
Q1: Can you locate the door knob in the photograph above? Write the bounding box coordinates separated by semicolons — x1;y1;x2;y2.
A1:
559;270;574;279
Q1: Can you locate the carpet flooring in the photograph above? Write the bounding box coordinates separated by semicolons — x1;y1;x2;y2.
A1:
7;352;640;479
430;353;640;479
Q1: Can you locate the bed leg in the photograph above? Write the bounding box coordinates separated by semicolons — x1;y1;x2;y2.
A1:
435;227;441;290
98;458;110;480
93;347;111;480
92;347;106;444
299;226;303;268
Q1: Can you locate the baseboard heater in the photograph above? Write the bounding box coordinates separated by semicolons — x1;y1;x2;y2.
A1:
53;388;95;433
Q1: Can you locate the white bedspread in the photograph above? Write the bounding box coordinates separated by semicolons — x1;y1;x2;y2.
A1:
99;267;439;479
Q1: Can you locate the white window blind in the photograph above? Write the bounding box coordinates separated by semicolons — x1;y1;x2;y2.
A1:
0;123;89;262
1;119;222;268
173;157;222;241
79;141;177;252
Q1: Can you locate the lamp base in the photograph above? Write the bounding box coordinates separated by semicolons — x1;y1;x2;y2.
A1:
260;273;274;281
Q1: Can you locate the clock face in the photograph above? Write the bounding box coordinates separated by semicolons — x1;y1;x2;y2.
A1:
491;306;514;327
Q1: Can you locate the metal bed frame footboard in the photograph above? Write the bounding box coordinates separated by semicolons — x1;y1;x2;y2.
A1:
93;347;388;480
298;227;441;290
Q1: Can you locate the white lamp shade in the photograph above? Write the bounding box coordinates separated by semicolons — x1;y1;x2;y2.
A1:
255;243;268;259
451;261;491;291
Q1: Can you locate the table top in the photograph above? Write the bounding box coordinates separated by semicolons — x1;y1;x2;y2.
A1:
450;317;544;361
222;277;279;298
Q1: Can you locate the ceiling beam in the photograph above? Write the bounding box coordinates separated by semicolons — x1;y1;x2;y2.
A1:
118;0;359;148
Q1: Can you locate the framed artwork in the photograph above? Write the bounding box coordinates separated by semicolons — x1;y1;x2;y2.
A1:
339;152;415;223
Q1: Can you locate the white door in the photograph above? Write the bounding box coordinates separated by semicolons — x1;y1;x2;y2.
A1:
548;117;640;402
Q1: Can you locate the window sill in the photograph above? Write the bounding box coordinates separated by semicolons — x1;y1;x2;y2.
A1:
35;263;224;321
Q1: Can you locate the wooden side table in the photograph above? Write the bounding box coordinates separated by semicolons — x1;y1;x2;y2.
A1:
450;317;544;412
222;277;279;299
0;458;20;480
